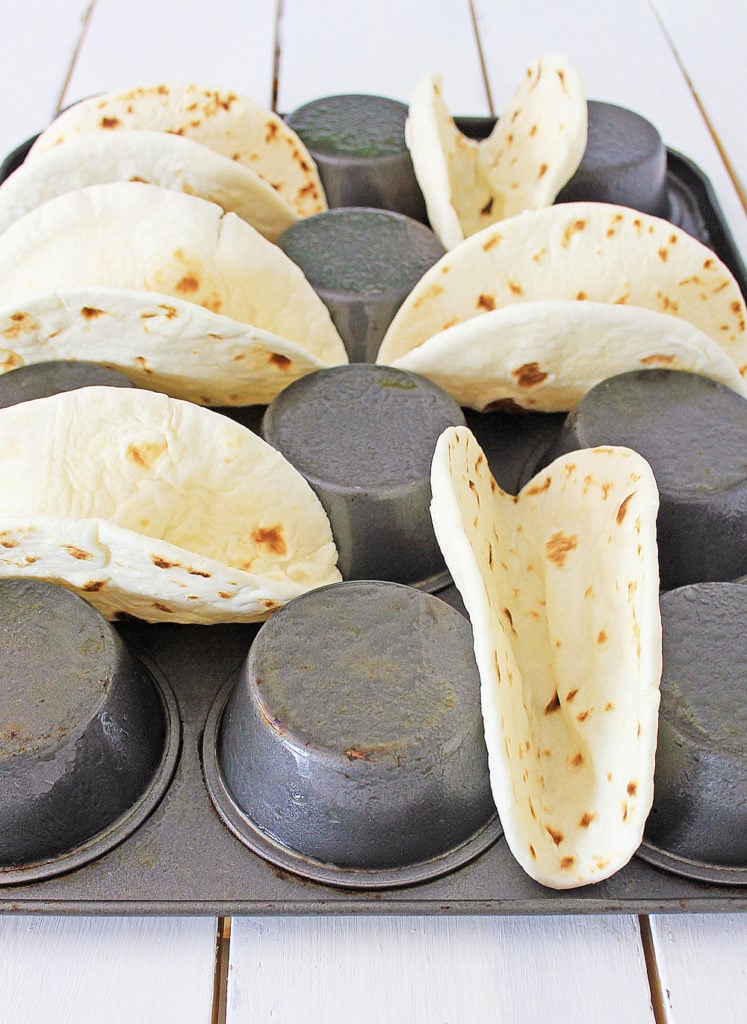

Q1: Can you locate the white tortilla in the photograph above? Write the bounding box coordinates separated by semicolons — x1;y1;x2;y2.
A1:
27;82;326;217
390;300;747;411
0;287;339;406
406;56;587;249
430;428;662;888
0;131;300;241
377;201;747;377
0;386;341;624
0;181;347;366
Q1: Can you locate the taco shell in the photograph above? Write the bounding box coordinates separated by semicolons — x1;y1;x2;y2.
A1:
406;56;587;248
0;287;337;406
430;427;662;888
390;300;747;411
0;181;347;367
0;131;300;241
0;386;341;623
27;82;326;217
377;201;747;376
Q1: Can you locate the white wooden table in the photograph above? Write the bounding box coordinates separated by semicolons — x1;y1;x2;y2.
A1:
0;2;745;1021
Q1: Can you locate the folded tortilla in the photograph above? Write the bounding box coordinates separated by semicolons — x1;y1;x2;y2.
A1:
377;201;747;378
430;427;662;888
0;181;347;367
27;82;326;218
389;300;747;411
406;56;587;248
0;287;338;406
0;387;341;623
0;131;300;241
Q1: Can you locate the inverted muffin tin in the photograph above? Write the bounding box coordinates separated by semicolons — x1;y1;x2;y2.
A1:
0;106;745;916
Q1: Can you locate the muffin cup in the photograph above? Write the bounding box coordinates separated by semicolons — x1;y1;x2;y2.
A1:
537;369;747;590
262;364;465;589
202;580;501;888
285;94;426;220
557;100;669;217
0;579;179;885
638;582;747;884
0;359;135;409
278;208;444;362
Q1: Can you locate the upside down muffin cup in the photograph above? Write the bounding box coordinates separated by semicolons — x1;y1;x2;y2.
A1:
203;580;501;888
0;578;179;883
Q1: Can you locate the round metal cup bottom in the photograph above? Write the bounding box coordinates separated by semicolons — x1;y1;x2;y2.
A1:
0;656;180;887
202;680;502;890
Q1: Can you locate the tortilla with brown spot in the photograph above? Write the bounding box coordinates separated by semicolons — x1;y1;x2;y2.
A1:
405;56;587;248
0;387;340;624
0;131;308;241
430;427;661;888
26;83;326;218
377;203;747;377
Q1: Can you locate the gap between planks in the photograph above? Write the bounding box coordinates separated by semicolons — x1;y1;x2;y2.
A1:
639;914;669;1024
211;916;232;1024
54;1;97;117
647;0;746;212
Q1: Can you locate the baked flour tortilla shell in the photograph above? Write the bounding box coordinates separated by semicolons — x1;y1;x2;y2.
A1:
0;387;341;624
406;55;587;249
389;300;747;411
0;181;348;367
0;131;300;241
430;427;661;888
26;82;327;218
376;201;747;376
0;287;338;406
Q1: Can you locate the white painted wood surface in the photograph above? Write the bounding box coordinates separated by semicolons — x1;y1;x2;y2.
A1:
62;0;278;112
0;1;744;1021
227;914;656;1023
649;914;747;1024
0;915;217;1024
276;0;490;114
650;0;747;200
0;0;90;157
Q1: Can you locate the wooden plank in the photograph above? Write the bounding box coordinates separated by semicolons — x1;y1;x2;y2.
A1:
0;0;91;158
649;0;746;205
62;0;278;111
471;0;746;258
276;0;489;114
648;914;747;1024
0;915;218;1024
226;914;655;1024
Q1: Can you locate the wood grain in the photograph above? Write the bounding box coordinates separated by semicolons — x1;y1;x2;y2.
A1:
0;0;91;157
226;914;656;1023
61;0;278;111
0;915;218;1024
648;914;747;1024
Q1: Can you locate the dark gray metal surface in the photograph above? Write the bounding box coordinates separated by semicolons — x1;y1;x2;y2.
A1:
277;207;444;362
639;582;747;884
557;100;669;216
205;581;499;886
262;364;464;588
542;369;747;589
0;580;180;884
285;94;426;221
1;614;745;916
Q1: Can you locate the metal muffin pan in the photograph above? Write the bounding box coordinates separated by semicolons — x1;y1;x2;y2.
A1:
0;107;746;915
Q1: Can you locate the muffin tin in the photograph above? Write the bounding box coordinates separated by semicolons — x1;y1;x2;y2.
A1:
0;101;745;915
